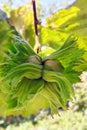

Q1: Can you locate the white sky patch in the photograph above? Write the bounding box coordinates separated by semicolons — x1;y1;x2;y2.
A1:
0;0;76;10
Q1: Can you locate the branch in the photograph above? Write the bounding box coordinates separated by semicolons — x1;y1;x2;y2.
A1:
32;0;41;53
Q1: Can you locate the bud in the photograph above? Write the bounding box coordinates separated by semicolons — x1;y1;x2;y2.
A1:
28;55;41;65
44;59;63;72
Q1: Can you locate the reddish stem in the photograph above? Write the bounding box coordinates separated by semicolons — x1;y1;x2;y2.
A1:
32;0;38;35
32;0;40;53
